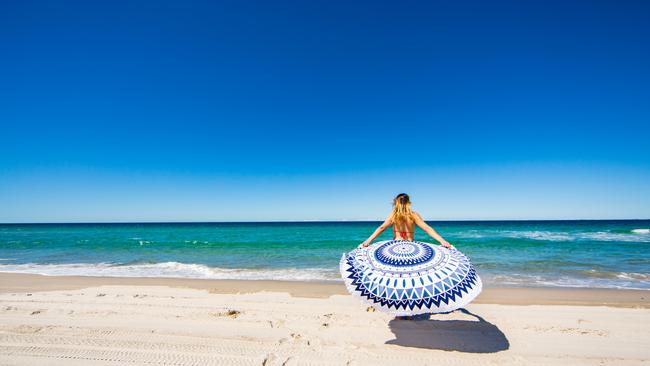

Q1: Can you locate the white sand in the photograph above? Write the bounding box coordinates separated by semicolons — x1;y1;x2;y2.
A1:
1;283;649;365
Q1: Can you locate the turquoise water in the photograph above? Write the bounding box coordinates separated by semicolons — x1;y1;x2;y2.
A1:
0;221;649;289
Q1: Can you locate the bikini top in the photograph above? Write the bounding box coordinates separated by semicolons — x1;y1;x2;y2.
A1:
393;226;414;238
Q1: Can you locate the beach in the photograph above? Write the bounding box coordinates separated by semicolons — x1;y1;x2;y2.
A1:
1;273;649;365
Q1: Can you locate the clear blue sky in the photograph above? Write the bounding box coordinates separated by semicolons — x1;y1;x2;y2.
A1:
1;0;649;222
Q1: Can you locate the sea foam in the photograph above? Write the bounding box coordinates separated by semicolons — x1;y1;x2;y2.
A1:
458;230;650;242
481;272;650;290
0;262;339;281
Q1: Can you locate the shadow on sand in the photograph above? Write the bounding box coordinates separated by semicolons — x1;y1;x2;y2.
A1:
386;308;510;353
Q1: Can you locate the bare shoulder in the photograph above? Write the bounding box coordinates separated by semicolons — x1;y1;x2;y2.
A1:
411;211;424;221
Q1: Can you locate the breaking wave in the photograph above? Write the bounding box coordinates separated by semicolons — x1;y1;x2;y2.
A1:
481;272;650;290
0;262;340;281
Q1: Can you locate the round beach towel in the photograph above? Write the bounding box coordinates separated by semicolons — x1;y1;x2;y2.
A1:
340;240;482;316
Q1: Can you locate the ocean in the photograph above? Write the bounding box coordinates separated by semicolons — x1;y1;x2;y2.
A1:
0;220;649;290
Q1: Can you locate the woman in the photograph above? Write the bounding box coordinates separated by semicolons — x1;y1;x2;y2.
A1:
359;193;454;249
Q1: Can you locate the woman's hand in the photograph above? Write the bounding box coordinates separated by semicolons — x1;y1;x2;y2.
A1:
358;240;371;248
440;241;455;249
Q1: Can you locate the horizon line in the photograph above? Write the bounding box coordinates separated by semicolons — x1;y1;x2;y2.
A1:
1;218;649;225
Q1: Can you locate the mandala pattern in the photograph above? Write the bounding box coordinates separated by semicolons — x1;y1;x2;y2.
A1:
340;240;482;316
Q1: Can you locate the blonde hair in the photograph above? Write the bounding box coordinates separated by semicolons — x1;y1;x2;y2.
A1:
390;193;414;226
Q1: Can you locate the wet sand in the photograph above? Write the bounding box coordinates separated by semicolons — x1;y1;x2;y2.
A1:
1;272;648;307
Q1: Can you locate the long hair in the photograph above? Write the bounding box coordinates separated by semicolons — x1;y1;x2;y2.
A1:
390;193;413;226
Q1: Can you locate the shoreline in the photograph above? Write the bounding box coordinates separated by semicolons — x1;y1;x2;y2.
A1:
1;272;648;307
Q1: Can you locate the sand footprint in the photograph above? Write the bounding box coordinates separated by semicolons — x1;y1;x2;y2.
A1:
262;352;279;366
263;352;298;366
268;319;285;328
209;309;241;318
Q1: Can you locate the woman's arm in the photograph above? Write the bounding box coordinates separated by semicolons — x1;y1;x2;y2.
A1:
359;216;392;248
413;213;454;248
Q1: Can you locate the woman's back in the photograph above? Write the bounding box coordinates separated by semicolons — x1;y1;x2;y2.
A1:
392;214;415;240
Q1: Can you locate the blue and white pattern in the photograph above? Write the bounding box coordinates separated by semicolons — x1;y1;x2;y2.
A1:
340;240;482;316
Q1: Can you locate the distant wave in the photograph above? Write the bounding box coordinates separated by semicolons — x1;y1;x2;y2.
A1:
577;269;650;281
501;231;573;241
482;273;650;290
456;230;650;243
0;262;339;281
